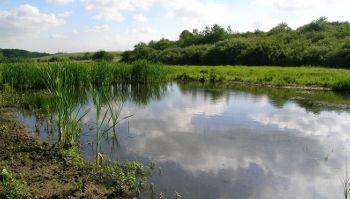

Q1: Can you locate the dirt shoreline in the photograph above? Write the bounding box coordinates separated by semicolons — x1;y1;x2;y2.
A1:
0;108;110;198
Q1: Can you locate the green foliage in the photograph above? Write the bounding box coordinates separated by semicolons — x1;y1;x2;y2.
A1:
0;48;49;60
332;80;350;92
0;52;4;63
92;50;114;62
44;64;89;147
100;161;148;197
121;19;350;68
0;169;30;199
1;62;350;91
0;84;16;107
61;148;84;169
128;60;167;83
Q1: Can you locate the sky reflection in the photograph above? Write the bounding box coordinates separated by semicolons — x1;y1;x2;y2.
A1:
19;83;350;199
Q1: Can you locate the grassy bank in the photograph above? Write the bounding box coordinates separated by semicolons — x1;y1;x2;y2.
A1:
0;91;151;198
166;65;350;91
0;62;350;91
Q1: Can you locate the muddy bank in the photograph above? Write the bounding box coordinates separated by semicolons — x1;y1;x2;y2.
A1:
0;108;110;198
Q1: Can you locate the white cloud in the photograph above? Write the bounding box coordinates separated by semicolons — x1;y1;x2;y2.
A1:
166;0;230;28
0;4;64;40
72;29;79;35
81;0;153;22
57;11;73;17
133;14;148;23
46;0;75;5
251;16;281;31
129;26;155;34
88;24;111;32
81;0;230;28
50;33;65;39
252;0;347;11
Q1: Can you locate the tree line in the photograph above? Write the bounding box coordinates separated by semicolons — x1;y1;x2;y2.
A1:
121;18;350;68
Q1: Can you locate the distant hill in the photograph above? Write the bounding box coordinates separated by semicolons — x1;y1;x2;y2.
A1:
0;49;50;59
0;49;122;62
36;51;122;62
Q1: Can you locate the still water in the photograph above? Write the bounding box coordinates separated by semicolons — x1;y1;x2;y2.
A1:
18;82;350;199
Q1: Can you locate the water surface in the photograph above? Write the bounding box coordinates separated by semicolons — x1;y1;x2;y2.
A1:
18;82;350;199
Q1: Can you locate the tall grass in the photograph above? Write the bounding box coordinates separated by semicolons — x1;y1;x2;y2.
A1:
90;85;133;169
44;65;89;147
1;62;350;91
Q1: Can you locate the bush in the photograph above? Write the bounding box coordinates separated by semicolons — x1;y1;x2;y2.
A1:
92;51;114;62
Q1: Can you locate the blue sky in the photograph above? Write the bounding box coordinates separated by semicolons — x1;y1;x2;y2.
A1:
0;0;349;53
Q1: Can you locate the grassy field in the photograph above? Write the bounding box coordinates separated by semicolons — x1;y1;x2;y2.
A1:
0;61;350;91
166;65;350;91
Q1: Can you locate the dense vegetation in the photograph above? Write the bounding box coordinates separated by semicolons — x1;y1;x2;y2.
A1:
122;18;350;68
1;61;350;91
0;49;49;62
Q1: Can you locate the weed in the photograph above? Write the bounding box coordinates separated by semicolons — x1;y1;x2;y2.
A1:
61;148;84;169
100;161;148;197
0;169;30;199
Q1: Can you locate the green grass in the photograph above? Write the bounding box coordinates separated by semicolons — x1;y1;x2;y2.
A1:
61;148;85;169
0;169;30;199
1;62;350;91
166;65;350;91
36;51;122;62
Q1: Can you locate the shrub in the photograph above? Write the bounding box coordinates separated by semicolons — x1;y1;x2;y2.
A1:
0;169;30;199
92;51;114;62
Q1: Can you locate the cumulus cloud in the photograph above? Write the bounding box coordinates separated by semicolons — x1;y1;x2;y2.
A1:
133;14;148;23
166;0;230;28
129;26;155;34
88;24;111;32
251;16;281;31
72;29;79;35
46;0;75;5
252;0;347;11
50;33;66;39
57;11;73;17
81;0;230;28
0;4;64;39
81;0;151;21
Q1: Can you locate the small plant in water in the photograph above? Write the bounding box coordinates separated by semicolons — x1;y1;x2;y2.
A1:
90;85;133;169
100;161;148;197
344;162;350;199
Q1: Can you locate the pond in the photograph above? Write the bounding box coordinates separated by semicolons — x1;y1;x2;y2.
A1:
17;82;350;199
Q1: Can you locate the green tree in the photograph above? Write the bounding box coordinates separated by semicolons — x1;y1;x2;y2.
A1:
92;50;114;62
0;51;4;63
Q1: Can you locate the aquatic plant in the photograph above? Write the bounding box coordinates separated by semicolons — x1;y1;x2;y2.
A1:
90;85;133;168
344;162;350;199
100;161;148;197
1;61;350;91
44;65;89;147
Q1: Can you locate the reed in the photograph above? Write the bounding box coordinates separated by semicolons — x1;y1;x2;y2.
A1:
44;65;89;147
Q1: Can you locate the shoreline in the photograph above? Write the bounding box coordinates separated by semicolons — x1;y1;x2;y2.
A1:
0;107;110;198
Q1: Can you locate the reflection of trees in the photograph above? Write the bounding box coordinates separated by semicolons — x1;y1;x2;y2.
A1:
18;83;169;113
177;82;350;114
116;83;168;106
